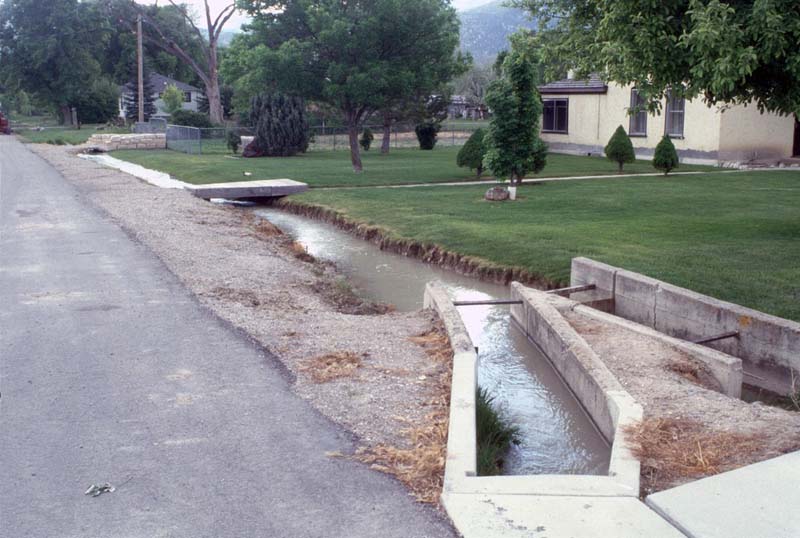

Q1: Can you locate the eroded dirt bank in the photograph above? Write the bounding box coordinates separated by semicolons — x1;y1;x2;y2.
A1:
30;145;452;503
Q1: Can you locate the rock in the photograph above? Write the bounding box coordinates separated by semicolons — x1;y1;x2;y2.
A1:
242;140;266;158
484;186;510;201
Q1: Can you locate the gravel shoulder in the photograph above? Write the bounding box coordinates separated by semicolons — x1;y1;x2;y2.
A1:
30;144;454;502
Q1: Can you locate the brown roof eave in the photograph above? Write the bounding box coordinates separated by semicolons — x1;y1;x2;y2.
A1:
539;87;608;95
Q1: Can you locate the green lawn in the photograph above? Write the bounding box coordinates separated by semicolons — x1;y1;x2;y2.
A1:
16;125;130;145
292;171;800;320
110;146;715;188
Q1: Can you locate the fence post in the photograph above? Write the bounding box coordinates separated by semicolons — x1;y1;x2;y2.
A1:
452;126;455;146
333;131;336;151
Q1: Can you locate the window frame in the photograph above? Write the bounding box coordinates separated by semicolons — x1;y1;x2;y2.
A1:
183;91;193;103
628;89;648;137
542;98;569;134
665;91;685;138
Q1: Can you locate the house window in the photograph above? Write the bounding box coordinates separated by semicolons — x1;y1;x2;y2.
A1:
629;89;647;136
183;92;192;103
665;91;685;138
543;99;568;133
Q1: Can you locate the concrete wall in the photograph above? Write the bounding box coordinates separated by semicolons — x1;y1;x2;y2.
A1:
86;133;166;152
718;104;795;163
541;83;794;165
570;257;799;394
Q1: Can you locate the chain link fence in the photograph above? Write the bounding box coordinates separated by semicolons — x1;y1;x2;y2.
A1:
307;123;484;152
163;122;485;155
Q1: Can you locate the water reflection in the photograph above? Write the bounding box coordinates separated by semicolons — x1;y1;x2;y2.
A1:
256;208;609;475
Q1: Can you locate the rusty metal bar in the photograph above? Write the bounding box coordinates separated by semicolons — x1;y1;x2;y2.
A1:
452;299;523;306
545;284;597;296
693;331;740;345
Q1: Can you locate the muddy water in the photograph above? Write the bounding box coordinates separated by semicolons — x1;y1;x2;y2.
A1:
256;208;610;476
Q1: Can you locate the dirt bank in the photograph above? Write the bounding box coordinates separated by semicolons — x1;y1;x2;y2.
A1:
30;145;453;504
273;198;561;290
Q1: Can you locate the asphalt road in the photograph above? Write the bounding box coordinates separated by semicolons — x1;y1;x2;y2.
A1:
0;136;454;538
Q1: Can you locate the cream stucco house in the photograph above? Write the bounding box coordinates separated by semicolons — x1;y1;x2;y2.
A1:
538;75;800;165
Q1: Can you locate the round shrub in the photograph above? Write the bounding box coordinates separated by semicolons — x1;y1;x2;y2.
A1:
653;135;679;175
457;128;487;177
415;122;440;150
170;109;214;128
359;128;374;151
226;129;241;154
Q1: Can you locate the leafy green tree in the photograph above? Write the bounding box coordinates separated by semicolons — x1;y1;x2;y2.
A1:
73;78;120;124
483;34;548;184
604;125;635;173
100;1;207;87
162;84;184;116
515;0;800;115
16;90;32;116
245;93;309;158
457;128;487;178
653;136;679;176
230;0;466;172
108;0;238;124
0;0;109;124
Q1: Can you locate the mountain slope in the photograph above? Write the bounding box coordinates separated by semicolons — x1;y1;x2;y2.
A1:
459;1;537;65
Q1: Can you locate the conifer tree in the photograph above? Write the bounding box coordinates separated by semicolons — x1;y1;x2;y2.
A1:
244;93;309;157
484;34;547;184
653;136;679;175
123;66;157;122
604;125;636;173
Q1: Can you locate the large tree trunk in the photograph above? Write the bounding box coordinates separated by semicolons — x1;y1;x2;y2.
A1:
205;45;224;124
60;105;72;126
205;78;223;124
381;113;392;154
347;117;363;172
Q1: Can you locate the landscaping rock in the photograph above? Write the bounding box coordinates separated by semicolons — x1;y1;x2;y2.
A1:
484;186;510;201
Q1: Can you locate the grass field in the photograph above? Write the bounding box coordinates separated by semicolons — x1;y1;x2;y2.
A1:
110;147;715;188
16;125;130;145
293;171;800;320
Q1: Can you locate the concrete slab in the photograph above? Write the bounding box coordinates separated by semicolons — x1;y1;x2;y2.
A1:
646;451;800;538
187;179;308;200
443;493;686;538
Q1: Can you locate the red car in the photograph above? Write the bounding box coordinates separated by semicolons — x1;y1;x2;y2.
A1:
0;111;11;134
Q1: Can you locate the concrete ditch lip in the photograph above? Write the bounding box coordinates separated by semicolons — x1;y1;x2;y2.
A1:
425;280;686;537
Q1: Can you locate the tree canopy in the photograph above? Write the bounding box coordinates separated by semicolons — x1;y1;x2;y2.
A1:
515;0;800;115
227;0;467;171
0;0;110;123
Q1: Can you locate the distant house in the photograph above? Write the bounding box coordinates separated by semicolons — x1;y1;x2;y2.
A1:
448;95;488;120
537;74;800;165
119;73;203;119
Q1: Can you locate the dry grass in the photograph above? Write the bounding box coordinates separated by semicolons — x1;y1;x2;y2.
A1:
625;417;771;494
299;351;363;383
243;213;283;240
288;241;316;263
666;358;720;391
355;322;453;504
310;277;394;316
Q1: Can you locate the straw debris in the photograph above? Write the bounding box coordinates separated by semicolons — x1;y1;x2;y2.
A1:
356;322;453;504
299;351;363;383
625;417;770;494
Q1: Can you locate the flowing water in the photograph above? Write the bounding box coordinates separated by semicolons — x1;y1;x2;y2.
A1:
256;208;610;476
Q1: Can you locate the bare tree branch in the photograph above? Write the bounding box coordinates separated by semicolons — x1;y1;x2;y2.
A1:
166;0;210;56
212;4;237;44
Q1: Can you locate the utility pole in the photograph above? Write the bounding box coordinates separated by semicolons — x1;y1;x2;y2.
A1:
137;14;145;123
